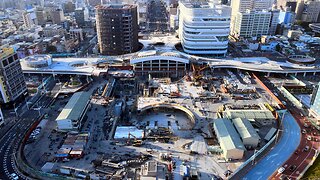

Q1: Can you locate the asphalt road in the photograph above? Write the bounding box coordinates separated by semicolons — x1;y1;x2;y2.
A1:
242;112;301;180
270;109;319;180
0;111;38;179
0;95;53;179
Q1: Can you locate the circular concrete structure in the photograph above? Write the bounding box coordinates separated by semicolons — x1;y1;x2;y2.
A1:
24;55;52;68
287;55;316;65
69;61;87;67
138;103;196;125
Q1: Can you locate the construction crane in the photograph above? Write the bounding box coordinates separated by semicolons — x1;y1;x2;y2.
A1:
127;133;142;147
191;63;209;82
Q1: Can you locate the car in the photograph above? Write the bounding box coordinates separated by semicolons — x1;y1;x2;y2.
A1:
304;123;310;128
302;129;306;134
280;174;287;180
304;146;310;152
278;167;285;174
289;165;297;172
212;175;223;180
10;173;19;180
313;131;317;136
307;136;312;141
295;149;300;155
223;170;232;177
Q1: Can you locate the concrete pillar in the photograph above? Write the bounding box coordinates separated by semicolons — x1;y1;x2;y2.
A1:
303;72;306;77
314;72;316;76
285;73;288;77
267;72;270;77
295;72;298;76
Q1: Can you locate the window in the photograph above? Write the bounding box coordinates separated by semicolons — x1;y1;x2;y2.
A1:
2;60;8;67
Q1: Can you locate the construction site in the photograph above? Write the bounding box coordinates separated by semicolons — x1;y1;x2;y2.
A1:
22;63;283;179
86;63;281;179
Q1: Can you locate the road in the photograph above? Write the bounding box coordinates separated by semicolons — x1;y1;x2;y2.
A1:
270;109;320;179
0;89;54;179
243;112;301;180
0;111;39;179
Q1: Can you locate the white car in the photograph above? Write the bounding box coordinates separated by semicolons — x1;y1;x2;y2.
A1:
278;167;285;174
10;173;19;180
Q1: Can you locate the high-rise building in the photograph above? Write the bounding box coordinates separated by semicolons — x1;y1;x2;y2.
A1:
253;0;273;11
63;1;76;14
76;0;86;9
296;0;320;23
0;0;16;9
178;1;231;56
269;8;280;35
95;4;139;55
233;10;272;39
86;0;101;7
146;0;169;32
277;0;297;11
310;82;320;123
36;8;47;25
22;9;38;28
75;8;86;27
49;8;65;24
230;0;273;37
278;7;296;24
0;48;27;104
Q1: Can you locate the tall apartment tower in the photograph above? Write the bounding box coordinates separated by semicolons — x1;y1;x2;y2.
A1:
146;0;169;32
36;8;47;25
296;0;320;23
23;9;38;28
95;4;139;55
0;48;27;104
178;1;231;56
63;1;76;14
269;8;280;35
230;0;273;38
233;10;271;38
49;8;65;24
75;7;89;27
277;0;298;11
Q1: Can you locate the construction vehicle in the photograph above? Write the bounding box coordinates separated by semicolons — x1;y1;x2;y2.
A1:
191;64;209;82
127;133;142;147
185;74;192;81
169;91;181;98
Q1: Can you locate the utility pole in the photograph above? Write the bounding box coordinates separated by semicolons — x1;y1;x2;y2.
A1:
252;149;258;165
13;103;18;117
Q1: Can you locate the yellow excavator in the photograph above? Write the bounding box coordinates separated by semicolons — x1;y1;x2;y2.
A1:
127;133;142;147
191;64;209;82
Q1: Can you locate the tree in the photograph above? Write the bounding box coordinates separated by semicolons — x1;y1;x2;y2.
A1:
275;43;282;52
46;45;57;53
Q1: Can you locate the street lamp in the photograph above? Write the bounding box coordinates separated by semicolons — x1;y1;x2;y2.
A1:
26;101;32;110
34;107;42;116
13;103;18;117
251;149;258;165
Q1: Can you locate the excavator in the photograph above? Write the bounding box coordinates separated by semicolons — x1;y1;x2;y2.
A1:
127;133;143;147
191;63;209;82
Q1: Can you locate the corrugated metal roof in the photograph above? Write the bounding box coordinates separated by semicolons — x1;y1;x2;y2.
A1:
223;109;275;120
232;118;260;140
56;91;91;121
214;119;246;151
